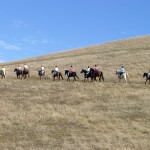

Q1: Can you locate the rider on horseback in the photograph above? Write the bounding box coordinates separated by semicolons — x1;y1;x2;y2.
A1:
39;65;45;75
68;65;74;76
86;66;90;77
1;66;6;76
119;66;125;77
54;66;59;76
93;64;98;75
24;63;29;71
18;65;22;72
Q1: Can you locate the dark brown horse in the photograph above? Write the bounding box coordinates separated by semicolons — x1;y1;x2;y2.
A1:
65;70;79;82
90;68;104;81
22;69;30;79
80;69;92;82
143;73;150;85
14;68;22;79
51;70;63;81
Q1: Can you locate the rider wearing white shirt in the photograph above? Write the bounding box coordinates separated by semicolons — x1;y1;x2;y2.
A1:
41;66;44;71
39;65;45;75
18;65;22;70
1;66;6;75
87;66;90;74
24;64;29;70
54;66;59;75
55;66;58;72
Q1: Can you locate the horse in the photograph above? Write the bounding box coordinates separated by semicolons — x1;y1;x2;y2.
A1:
38;70;45;80
90;68;104;81
65;70;79;81
143;73;150;85
51;70;63;81
116;70;130;83
0;70;6;78
14;68;22;79
80;69;92;82
22;69;29;79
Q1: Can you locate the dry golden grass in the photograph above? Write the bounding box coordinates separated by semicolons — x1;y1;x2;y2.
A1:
0;35;150;150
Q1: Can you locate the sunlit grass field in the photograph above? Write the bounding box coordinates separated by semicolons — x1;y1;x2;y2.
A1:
0;36;150;150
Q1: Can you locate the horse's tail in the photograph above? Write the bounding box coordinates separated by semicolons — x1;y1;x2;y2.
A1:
60;73;64;79
126;73;131;81
75;73;79;79
65;70;68;75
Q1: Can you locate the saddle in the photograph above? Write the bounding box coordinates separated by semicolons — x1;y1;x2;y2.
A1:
68;72;74;76
54;71;58;76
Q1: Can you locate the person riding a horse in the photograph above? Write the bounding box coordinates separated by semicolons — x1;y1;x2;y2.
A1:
1;66;6;74
24;63;29;71
69;65;74;75
39;65;45;75
54;66;59;76
93;65;98;75
86;66;90;77
0;66;6;78
18;65;22;73
119;66;125;77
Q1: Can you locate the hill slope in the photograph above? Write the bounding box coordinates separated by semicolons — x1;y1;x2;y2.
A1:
0;36;150;150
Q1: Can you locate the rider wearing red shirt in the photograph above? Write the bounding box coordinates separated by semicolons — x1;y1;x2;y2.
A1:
70;65;74;73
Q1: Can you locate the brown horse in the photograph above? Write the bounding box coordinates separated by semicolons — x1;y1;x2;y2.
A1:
51;70;63;81
90;68;104;81
23;69;30;79
14;68;22;79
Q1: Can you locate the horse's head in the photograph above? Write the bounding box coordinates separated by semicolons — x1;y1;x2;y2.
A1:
14;68;17;72
51;70;54;73
80;69;84;73
143;72;148;78
65;70;69;75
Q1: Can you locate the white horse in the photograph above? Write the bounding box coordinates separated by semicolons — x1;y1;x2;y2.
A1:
0;69;6;78
116;70;130;83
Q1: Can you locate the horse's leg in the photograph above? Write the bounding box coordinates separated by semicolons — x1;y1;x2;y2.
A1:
99;76;101;82
73;77;76;82
101;72;104;81
61;75;64;80
145;79;148;85
119;77;121;83
124;74;127;84
126;73;131;81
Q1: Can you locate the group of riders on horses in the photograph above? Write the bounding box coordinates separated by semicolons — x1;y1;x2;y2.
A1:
13;64;30;79
1;64;150;83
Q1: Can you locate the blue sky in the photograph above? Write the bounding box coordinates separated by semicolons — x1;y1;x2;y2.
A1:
0;0;150;62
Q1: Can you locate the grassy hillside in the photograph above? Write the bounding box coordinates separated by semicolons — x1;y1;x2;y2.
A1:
0;36;150;150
